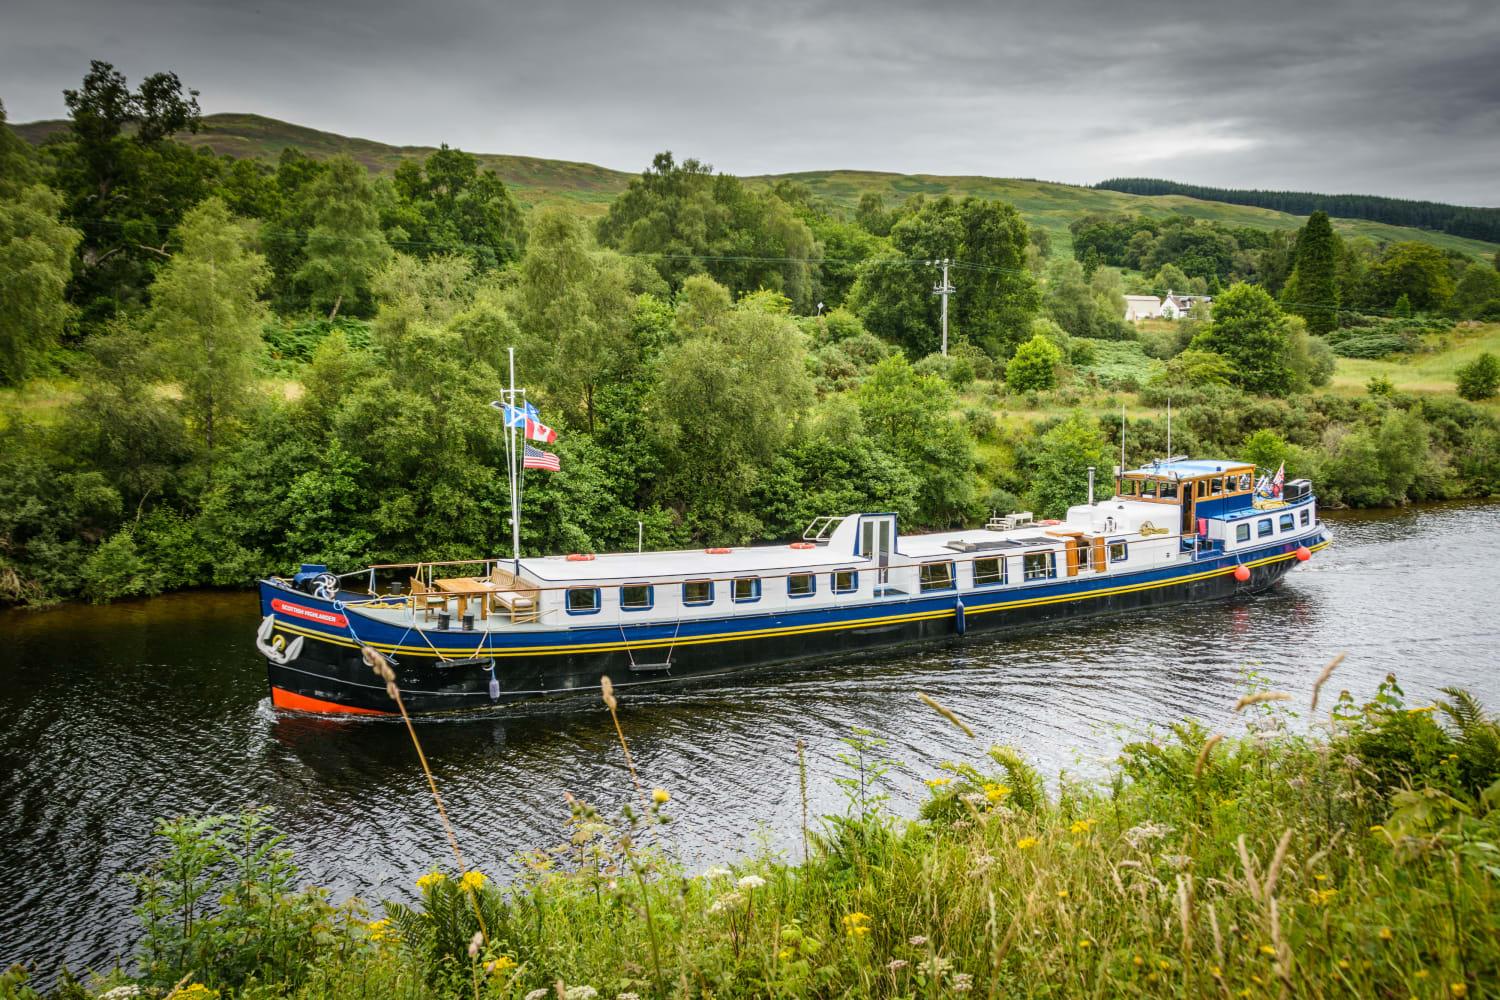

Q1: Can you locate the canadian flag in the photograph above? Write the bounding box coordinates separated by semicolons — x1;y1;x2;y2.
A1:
525;417;557;444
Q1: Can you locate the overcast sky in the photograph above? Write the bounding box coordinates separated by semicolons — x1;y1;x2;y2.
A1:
3;0;1497;205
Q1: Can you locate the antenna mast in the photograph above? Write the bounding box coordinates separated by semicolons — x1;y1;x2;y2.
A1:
508;347;521;576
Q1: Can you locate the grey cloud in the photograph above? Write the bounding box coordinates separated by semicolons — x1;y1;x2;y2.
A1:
2;0;1495;204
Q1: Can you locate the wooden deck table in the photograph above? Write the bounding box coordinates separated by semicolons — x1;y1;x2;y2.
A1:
432;577;500;618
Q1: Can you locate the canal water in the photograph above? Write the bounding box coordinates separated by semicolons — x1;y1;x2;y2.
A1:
2;502;1497;975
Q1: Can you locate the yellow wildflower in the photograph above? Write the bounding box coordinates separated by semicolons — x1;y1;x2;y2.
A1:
1379;927;1394;941
1158;960;1171;971
367;918;396;943
1068;818;1095;835
1339;960;1350;969
1315;874;1328;881
1147;973;1159;983
417;871;446;890
652;787;670;804
177;988;219;1000
1260;945;1277;956
486;956;517;975
842;912;873;937
983;783;1011;802
1451;984;1467;998
1132;956;1143;967
779;949;792;960
1370;825;1385;833
1251;974;1265;985
1211;966;1223;978
1078;939;1091;948
1414;970;1429;980
1406;705;1435;714
460;870;488;892
1057;890;1069;899
924;777;952;788
1017;837;1037;849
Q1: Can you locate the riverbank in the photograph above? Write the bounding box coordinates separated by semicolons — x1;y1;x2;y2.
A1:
18;667;1500;1000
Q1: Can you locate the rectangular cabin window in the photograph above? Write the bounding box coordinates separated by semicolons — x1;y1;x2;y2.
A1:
566;588;601;614
1211;476;1224;494
1140;480;1158;499
1108;541;1128;562
620;584;653;611
788;574;815;598
1237;472;1253;492
683;580;714;606
1197;480;1208;498
973;558;1004;586
1160;480;1178;499
1279;513;1295;532
832;569;858;593
1236;523;1250;543
1301;508;1310;526
1257;518;1273;538
1023;552;1055;581
732;577;761;603
919;562;955;592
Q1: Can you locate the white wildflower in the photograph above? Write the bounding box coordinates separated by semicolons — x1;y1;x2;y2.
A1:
1122;822;1175;850
617;994;641;1000
1160;854;1191;870
909;935;929;946
951;972;974;993
524;991;549;1000
99;989;145;1000
702;865;732;879
564;987;598;1000
886;959;908;971
709;890;746;913
737;874;766;890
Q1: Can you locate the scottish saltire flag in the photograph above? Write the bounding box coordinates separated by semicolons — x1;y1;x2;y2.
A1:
523;444;561;471
489;401;528;428
525;417;557;444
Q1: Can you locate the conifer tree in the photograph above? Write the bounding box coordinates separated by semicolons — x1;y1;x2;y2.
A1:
1281;210;1339;335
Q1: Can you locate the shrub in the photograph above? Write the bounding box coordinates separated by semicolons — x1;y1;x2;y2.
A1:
1006;334;1062;392
1455;351;1500;401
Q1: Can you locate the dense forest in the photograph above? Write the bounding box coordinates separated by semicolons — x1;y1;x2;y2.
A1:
1095;177;1500;243
2;62;1499;606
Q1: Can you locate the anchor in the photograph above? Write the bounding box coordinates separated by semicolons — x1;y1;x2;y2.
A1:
255;614;305;665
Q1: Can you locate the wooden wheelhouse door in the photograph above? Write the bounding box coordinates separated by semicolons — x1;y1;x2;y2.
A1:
1180;480;1197;537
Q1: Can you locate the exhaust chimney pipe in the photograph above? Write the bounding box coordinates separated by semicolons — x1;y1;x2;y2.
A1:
1087;466;1096;505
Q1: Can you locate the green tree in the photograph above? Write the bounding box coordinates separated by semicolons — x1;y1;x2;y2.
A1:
1024;411;1111;518
1280;210;1340;335
295;155;390;319
51;61;217;325
1005;333;1062;392
0;183;82;384
848;196;1038;357
0;100;43;198
1189;283;1293;395
1455;352;1500;401
1453;263;1500;318
1369;242;1454;312
515;208;637;432
148;198;269;458
596;152;820;311
856;353;977;523
390;144;527;269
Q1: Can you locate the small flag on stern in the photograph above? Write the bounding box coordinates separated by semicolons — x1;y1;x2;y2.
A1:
523;444;561;471
1272;462;1285;498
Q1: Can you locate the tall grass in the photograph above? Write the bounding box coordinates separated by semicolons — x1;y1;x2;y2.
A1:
63;660;1500;1000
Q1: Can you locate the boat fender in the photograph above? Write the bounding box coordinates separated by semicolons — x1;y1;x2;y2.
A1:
705;547;732;554
488;665;500;701
955;597;966;635
566;553;595;561
1233;565;1251;582
1295;546;1311;561
789;542;815;549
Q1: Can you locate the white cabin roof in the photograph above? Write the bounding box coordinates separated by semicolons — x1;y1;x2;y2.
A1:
520;545;863;583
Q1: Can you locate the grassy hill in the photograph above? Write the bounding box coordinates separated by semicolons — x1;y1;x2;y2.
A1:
15;113;1499;257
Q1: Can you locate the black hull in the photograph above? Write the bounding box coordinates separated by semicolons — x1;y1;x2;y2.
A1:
264;554;1298;716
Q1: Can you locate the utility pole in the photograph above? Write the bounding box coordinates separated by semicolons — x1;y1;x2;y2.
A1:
928;258;954;355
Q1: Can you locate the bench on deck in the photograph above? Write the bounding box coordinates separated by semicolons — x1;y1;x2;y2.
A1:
487;567;539;624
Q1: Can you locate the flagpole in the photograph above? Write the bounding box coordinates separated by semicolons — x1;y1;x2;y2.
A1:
509;347;521;577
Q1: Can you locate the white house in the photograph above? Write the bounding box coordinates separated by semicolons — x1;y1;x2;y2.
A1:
1123;295;1161;321
1126;290;1212;321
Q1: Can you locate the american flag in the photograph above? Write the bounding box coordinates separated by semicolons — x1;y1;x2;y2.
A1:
523;444;561;471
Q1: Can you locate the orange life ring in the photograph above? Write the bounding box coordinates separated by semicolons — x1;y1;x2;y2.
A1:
1039;519;1061;525
705;547;732;554
789;542;815;549
566;553;595;561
